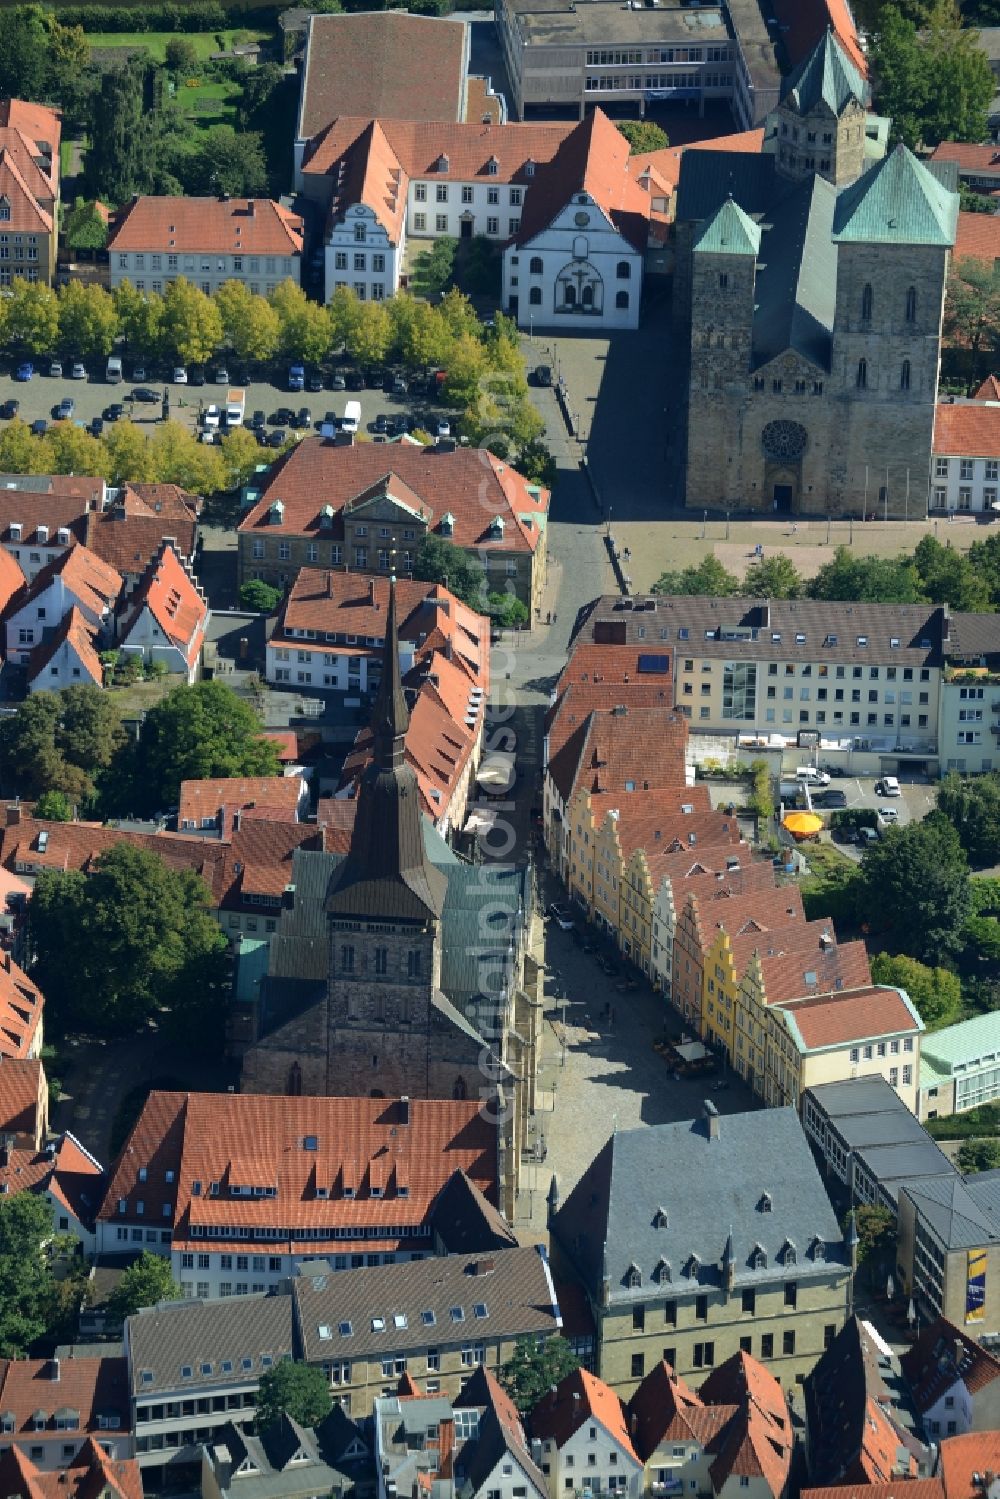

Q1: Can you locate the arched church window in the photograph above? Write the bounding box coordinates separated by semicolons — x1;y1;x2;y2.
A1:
861;284;873;321
287;1062;302;1096
856;358;868;390
453;1077;468;1100
529;256;543;274
900;359;911;391
905;286;917;323
616;260;630;279
616;291;629;309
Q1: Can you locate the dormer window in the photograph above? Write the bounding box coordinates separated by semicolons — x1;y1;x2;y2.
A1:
687;1254;700;1280
437;153;450;173
654;1258;671;1284
782;1241;797;1266
490;515;504;539
525;160;536;177
9;524;21;541
626;1263;641;1288
750;1244;767;1270
487;156;499;175
0;198;10;222
811;1237;826;1262
758;1191;772;1213
440;512;454;536
653;1206;668;1229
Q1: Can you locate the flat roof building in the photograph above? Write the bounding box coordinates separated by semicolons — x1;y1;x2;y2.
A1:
918;1013;1000;1122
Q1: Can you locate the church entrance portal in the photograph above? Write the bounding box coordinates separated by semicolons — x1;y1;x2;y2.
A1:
773;484;793;512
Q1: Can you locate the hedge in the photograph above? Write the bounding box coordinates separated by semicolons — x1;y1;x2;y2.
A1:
924;1101;1000;1141
56;3;275;30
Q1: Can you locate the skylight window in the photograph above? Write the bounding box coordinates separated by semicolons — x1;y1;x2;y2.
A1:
421;1311;436;1326
221;1361;233;1374
201;1363;213;1376
393;1314;407;1330
339;1321;353;1337
371;1317;386;1333
857;636;868;647
141;1371;153;1385
242;1359;253;1371
318;1325;332;1340
473;1303;488;1319
450;1306;465;1322
181;1366;193;1380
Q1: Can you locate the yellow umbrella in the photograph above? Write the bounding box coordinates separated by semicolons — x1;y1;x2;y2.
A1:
783;810;824;837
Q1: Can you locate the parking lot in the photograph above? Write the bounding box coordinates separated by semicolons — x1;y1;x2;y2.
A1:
802;771;935;826
0;362;457;448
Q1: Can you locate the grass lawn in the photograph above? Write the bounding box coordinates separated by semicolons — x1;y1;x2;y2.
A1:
176;78;241;125
86;28;271;63
108;677;175;717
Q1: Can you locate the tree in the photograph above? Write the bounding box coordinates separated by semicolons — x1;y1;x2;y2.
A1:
858;815;972;962
102;420;157;485
912;534;992;612
31;843;228;1034
87;61;153;202
0;419;53;476
0;1193;59;1358
389;294;449;369
148;421;226;494
0;686;124;804
870;1;994;148
220;426;267;489
34;789;73;822
48;421;108;479
807;546;923;603
499;1336;580;1416
269;280;333;364
57;282;119;359
121;680;279;815
240;579;283;613
411;237;457;296
45;17;93;126
214;280;281;365
937;771;1000;867
345;298;392;366
943;258;1000;378
487;591;529;629
164;36;199;73
113;282;164;356
256;1362;332;1433
161;277;224;367
0;6;50;102
616;120;669;153
957;1138;1000;1173
870;951;963;1029
182;125;268;197
105;1251;181;1321
652;555;739;596
963;913;1000;963
6;279;60;357
848;1205;896;1267
63;199;109;255
742;553;803;598
412;535;486;609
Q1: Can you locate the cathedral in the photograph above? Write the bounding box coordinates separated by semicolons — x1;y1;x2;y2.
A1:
676;30;959;518
239;583;541;1216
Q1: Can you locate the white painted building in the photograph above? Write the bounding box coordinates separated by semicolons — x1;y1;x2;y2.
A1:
27;608;103;694
938;676;994;774
932;400;1000;513
326;198;398;305
504;188;644;331
530;1370;643;1499
5;545;120;666
108;197;303;298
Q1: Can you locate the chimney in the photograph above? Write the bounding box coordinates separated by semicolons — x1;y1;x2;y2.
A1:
326;572;334;598
247;201;256;218
0;1142;9;1168
468;1258;496;1276
704;1100;720;1140
6;805;19;827
630;1412;638;1436
369;577;376;605
399;1096;410;1126
49;1358;60;1382
954;1338;966;1372
572;1392;581;1411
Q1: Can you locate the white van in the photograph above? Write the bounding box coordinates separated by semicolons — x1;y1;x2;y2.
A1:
342;400;361;434
795;766;830;786
106;356;122;384
877;775;901;796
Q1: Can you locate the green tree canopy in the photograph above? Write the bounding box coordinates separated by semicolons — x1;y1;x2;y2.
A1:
652;555;739;596
937;770;1000;867
256;1362;332;1433
6;280;60;357
412;534;486;610
120;680;279;815
858;814;972;962
0;686;125;805
957;1138;1000;1173
0;6;50;101
487;591;530;629
57;282;119;359
847;1205;896;1266
269;280;333;364
180;124;268;198
240;579;283;613
943;257;1000;380
498;1336;580;1416
31;842;228;1035
106;1251;181;1323
164;37;199;73
161;277;224;366
87;61;154;203
869;951;963;1029
912;534;993;612
0;1193;59;1358
870;1;994;148
616;120;669;153
807;546;924;603
34;790;73;822
63;199;110;255
742;553;803;598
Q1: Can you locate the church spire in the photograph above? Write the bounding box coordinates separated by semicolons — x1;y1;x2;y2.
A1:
371;578;409;771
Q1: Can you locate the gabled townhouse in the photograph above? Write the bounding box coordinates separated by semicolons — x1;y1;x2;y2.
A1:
529;1367;643;1499
178;775;308;837
543;642;674;860
931;401;1000;516
116;541;208;683
901;1317;1000;1437
4;545;121;667
108;197;304;296
0;1054;47;1148
0;1130;105;1254
88;484;199;598
0;99;61;287
292;1246;561;1416
765;982;923;1111
803;1315;930;1487
548;1104;852;1392
201;1413;362;1499
647;847;776;997
124;1293;295;1479
27;607;103;693
238;437;550;616
0;951;44;1059
0;477;105;582
672;885;805;1033
0;1435;142;1499
0;1357;131;1471
96;1091;502;1296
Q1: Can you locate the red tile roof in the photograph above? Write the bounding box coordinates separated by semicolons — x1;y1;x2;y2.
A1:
0;953;43;1059
513;109;650;253
804;1484;944;1499
179;775;303;831
931;143;1000;176
0;1438;142;1499
688;885;806;959
0;1055;43;1141
771;0;866;73
900;1317;1000;1412
628;1361;731;1458
556;708;691;807
0;100;61;159
243;440;548;555
933;401;1000;459
0;127;55;209
0;482;99;549
119;542;207;669
742;921;872;1003
298;12;468;137
937;1433;1000;1499
0;142;52;234
98;1092;499;1253
975;376;1000;400
779;982;919;1050
699;1352;793;1499
0;814;232;898
0;547;24;614
26;606;103;689
108;197;303;257
88;498;198;581
13;543;121;620
0;1357;128;1443
0;1131;105;1228
531;1369;639;1461
954;210;1000;267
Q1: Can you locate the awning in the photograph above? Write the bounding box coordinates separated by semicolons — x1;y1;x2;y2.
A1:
476;754;515;792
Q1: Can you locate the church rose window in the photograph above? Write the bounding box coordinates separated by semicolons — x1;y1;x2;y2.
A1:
761;419;808;460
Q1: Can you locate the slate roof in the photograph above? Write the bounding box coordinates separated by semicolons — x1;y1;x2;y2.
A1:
551;1106;847;1305
781;28;867;115
900;1171;1000;1250
674;148;780;227
292;1245;558;1363
832;144;958;246
771;0;867;73
693;198;761;257
751;172;838;371
126;1293;295;1397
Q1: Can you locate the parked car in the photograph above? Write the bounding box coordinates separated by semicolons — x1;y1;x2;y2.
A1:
30;418;47;435
816;789;847;808
364;366;384;388
266;428;288;448
212;366;229;385
876;776;901;796
306;369;324;393
249;408;267;431
188;366;206;387
70;361;87;380
547;902;574;931
88;417;104;438
860;826;879;845
435;418;451;438
173;366;188;384
293;406;312;429
0;400;19;419
48;359;63;378
534;364;553;386
388;413;410;437
14;362;33;382
345;369;365;391
132;386;158;403
55;397;75;420
372;412;389;434
269;406;295;426
288;364;305;392
795;766;830;786
330;370;347;391
877;805;900;824
103;402;125;422
131;364;147;382
387;372;408;396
